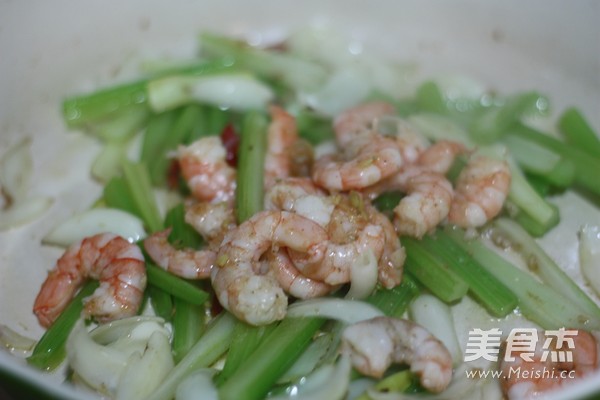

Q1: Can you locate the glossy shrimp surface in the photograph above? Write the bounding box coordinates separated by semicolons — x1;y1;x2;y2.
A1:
448;155;511;228
341;316;453;393
33;233;146;327
211;210;329;325
499;329;599;400
264;105;299;189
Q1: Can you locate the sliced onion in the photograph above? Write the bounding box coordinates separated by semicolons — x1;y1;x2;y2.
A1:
42;208;147;247
579;224;600;296
0;324;36;354
67;317;172;396
346;249;378;300
0;196;53;231
408;294;461;366
277;332;334;384
270;354;351;400
175;369;218;400
287;298;383;324
0;137;33;203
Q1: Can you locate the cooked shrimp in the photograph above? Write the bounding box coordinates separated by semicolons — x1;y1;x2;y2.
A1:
312;134;403;191
417;140;468;175
212;210;329;325
448;155;511;228
184;200;236;247
392;119;431;164
264;106;299;189
33;233;146;328
267;249;334;299
392;168;454;238
499;329;598;400
144;229;216;279
367;205;405;288
334;101;395;147
341;316;453;393
178;136;236;203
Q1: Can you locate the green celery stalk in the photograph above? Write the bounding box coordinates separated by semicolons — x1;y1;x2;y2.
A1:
558;107;600;158
218;317;325;400
402;238;469;303
420;232;518;317
146;263;209;306
121;160;164;233
365;273;420;317
27;281;99;371
172;297;205;363
163;203;204;250
235;111;269;223
140;109;181;186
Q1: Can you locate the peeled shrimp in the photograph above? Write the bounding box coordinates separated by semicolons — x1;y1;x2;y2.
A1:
211;210;329;325
264;105;299;189
417;140;468;175
267;249;334;299
448;155;511;228
143;229;216;279
367;205;405;288
341;316;453;393
178;136;236;203
334;101;395;147
184;200;236;247
33;233;146;328
499;329;599;400
392;168;454;238
312;133;403;191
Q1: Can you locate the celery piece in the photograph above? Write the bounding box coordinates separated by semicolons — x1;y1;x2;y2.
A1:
491;218;600;323
512;202;559;237
372;191;403;214
295;109;335;145
421;232;518;317
445;227;600;330
558;107;600;158
415;81;448;116
355;370;413;400
215;322;275;386
508;123;600;197
503;134;575;188
147;313;236;400
141;109;181;186
121;160;164;233
91;141;128;183
91;104;150;143
163;203;204;250
235;111;269;223
172;297;205;363
218;317;325;400
147;285;173;321
402;238;469;303
365;273;420;318
146;263;209;306
27;281;99;371
103;176;140;217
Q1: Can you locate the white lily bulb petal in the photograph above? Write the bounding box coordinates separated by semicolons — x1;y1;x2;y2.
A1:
0;137;33;202
287;298;383;325
579;224;600;296
0;196;53;231
43;208;147;246
346;249;378;300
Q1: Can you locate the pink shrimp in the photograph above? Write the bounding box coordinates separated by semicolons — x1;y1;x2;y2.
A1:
448;155;511;228
143;229;216;279
184;200;236;247
212;210;329;325
264;105;299;189
367;204;405;288
312;133;403;191
392;119;431;164
264;177;326;212
33;233;146;328
417;140;468;175
499;329;598;400
334;101;396;147
267;249;334;299
178;136;236;203
341;316;453;393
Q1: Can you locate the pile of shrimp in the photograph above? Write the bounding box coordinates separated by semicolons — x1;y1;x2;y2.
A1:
33;101;519;395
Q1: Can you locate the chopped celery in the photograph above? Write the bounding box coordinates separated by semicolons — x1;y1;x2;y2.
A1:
146;263;209;306
91;141;128;183
402;238;469;303
102;176;140;217
147;285;173;321
558;107;600;158
121;160;164;233
365;273;420;318
28;282;99;371
163;203;204;250
141;110;180;186
172;297;205;363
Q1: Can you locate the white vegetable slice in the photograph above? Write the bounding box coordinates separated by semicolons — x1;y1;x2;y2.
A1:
579;224;600;296
346;249;378;300
0;196;53;231
42;208;147;246
0;324;36;354
175;369;218;400
408;294;462;366
287;298;383;324
0;137;33;202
